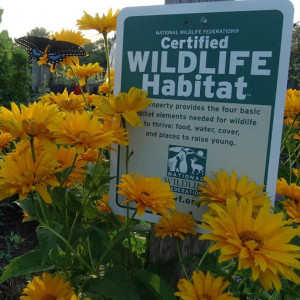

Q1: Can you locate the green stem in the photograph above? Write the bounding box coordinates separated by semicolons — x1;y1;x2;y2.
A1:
121;117;130;174
176;238;189;279
292;149;300;167
86;149;102;198
30;136;36;162
196;242;212;270
269;290;278;300
60;152;79;187
36;193;48;224
284;143;300;164
42;223;94;273
224;260;238;281
280;114;298;154
254;286;262;300
98;211;137;267
69;65;91;112
103;32;111;94
67;211;80;245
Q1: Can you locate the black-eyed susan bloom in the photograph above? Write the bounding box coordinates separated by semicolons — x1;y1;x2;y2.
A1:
282;199;300;229
93;87;152;127
20;272;78;300
77;9;119;34
175;270;238;300
101;116;129;146
0;102;60;144
0;131;13;152
155;211;197;240
117;173;176;217
67;62;103;86
48;111;115;153
277;178;300;202
200;197;300;291
284;89;300;119
40;89;86;113
0;141;59;204
98;69;115;94
197;169;270;210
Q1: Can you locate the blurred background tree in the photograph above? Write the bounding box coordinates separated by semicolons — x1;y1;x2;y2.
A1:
288;21;300;89
26;26;50;38
0;9;31;106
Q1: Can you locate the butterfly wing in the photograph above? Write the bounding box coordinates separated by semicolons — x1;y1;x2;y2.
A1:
47;40;86;64
15;36;51;61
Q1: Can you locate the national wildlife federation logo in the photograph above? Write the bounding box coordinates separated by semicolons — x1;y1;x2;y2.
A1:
166;145;207;196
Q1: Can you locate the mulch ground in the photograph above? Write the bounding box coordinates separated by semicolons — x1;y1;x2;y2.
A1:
0;197;38;300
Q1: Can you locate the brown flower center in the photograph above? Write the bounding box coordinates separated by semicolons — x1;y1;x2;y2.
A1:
22;119;48;136
201;295;212;300
141;191;150;197
42;295;56;300
78;131;90;143
239;230;263;250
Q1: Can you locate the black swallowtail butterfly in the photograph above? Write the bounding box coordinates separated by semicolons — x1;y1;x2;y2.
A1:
15;36;86;68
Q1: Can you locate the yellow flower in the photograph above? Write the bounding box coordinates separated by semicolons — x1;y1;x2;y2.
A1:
56;147;87;187
0;141;59;204
277;178;300;201
98;81;112;95
78;148;101;164
67;63;103;86
40;89;86;113
294;132;300;140
97;194;112;214
282;199;300;229
197;169;269;210
84;93;100;105
175;270;238;300
52;29;91;45
155;211;197;240
284;117;299;127
284;89;300;119
200;197;300;291
117;173;176;217
22;211;30;222
0;102;60;145
102;116;129;146
0;131;13;151
98;69;115;94
96;194;126;222
93;87;152;126
20;272;78;300
48;111;115;153
77;9;119;34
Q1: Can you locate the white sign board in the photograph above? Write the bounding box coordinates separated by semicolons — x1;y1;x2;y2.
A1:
110;0;294;224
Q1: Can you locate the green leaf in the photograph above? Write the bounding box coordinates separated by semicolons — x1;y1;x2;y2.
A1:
6;51;12;60
0;9;3;23
16;198;37;219
89;266;140;300
284;287;300;298
36;227;57;264
0;249;53;284
133;269;176;300
131;222;151;233
85;203;123;227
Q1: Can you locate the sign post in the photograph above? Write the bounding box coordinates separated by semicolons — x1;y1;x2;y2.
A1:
110;0;294;225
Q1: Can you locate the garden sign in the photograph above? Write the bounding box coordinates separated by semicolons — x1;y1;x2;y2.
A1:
110;0;294;224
